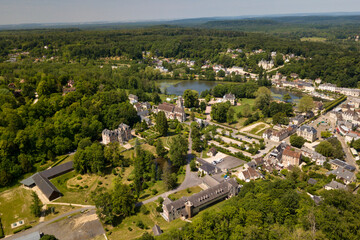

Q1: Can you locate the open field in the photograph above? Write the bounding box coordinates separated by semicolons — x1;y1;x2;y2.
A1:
300;37;327;42
0;187;38;235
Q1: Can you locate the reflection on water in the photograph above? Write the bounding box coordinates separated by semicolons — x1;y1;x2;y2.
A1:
157;80;303;103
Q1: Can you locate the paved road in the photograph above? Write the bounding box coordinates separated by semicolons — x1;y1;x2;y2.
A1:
136;123;202;206
336;132;358;169
5;207;95;240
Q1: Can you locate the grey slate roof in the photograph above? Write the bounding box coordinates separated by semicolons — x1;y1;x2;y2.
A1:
32;173;61;200
330;159;356;172
327;167;355;182
41;161;74;179
152;225;162;236
197;158;219;174
325;180;347;190
308;178;318;185
164;178;238;212
299;125;317;134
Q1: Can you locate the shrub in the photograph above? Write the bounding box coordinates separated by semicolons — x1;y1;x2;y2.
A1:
136;220;145;229
128;227;133;231
77;176;82;180
151;189;158;195
84;185;88;188
156;206;163;213
140;205;150;215
158;197;164;204
13;225;32;234
0;218;4;239
98;181;102;185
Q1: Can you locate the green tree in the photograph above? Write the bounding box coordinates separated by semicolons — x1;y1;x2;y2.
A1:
156;111;168;136
30;192;42;217
112;182;136;218
290;134;306;148
242;104;251;117
162;165;177;190
315;141;333;157
255;87;272;110
298;95;315;113
190;159;197;171
283;93;291;103
156;139;167;157
227;107;235;124
273;112;289;125
183;89;199;108
200;101;207;112
169;135;188;168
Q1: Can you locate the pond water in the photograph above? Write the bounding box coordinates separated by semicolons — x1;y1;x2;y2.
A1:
157;80;303;103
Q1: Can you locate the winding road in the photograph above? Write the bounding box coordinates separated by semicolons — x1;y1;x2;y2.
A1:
136;123;202;206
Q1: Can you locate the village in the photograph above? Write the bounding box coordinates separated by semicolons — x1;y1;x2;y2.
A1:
3;49;360;240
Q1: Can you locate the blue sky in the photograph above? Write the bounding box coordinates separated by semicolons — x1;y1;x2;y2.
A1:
1;0;360;25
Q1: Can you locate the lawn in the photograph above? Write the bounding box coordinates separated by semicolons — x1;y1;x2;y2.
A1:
168;186;202;201
0;187;38;235
107;201;186;240
139;166;186;201
108;191;231;240
52;171;104;205
233;98;256;115
247;123;270;136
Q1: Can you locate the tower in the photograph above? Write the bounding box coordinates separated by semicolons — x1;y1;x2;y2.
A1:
176;96;184;108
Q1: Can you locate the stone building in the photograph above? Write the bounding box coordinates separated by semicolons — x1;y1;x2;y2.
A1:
282;146;301;168
156;96;186;122
102;123;132;144
223;93;236;105
297;125;317;142
162;178;240;222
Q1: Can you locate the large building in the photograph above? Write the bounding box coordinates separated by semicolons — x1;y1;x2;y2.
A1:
162;178;240;222
102;123;132;145
282;146;301;167
297;125;317;142
21;161;74;201
155;97;186;122
223;93;236;105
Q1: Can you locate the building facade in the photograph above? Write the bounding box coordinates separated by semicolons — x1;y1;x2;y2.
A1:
102;123;132;144
162;179;240;222
156;97;186;122
297;125;317;142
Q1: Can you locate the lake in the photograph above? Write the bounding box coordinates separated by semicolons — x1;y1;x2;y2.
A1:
157;80;303;103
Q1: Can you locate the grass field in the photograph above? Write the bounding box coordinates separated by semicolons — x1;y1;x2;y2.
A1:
0;187;38;235
108;192;230;240
107;201;186;240
300;37;327;42
168;186;202;201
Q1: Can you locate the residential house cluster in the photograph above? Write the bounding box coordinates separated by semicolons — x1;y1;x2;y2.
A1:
267;143;302;170
129;94;152;125
326;159;356;185
262;125;297;142
318;83;360;97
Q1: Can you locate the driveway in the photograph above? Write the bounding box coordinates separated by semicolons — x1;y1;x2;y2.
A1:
136;122;202;206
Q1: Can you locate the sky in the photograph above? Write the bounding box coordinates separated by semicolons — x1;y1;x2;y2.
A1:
1;0;360;25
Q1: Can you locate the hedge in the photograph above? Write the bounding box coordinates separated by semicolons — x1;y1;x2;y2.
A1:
13;225;32;234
